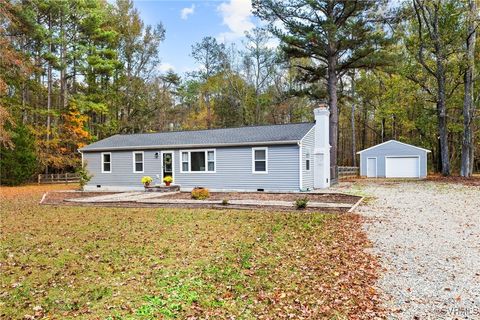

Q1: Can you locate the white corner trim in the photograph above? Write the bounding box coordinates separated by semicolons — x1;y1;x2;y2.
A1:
298;142;303;189
252;147;268;174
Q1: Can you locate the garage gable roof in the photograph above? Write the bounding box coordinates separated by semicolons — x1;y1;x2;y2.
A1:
80;122;315;152
356;140;431;154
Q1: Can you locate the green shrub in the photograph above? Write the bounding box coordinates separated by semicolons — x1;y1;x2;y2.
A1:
221;199;229;206
191;187;210;200
76;165;92;191
295;197;309;209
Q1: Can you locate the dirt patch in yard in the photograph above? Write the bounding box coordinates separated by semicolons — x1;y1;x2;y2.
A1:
0;183;78;199
154;191;360;204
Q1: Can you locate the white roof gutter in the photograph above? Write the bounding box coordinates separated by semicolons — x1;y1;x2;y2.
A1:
79;140;300;152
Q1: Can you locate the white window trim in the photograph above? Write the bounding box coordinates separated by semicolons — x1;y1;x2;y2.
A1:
132;151;144;173
252;147;268;174
180;151;189;173
179;149;216;173
101;152;112;173
305;148;311;172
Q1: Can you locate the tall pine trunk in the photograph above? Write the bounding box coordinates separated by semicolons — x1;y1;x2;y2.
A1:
414;0;451;176
436;58;450;176
350;72;356;167
327;56;338;181
60;13;67;109
46;12;52;174
461;0;476;177
205;92;211;129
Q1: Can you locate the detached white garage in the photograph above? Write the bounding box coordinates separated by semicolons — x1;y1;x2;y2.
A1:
358;140;430;179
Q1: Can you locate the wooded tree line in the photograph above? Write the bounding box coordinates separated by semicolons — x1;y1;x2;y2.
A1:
0;0;478;185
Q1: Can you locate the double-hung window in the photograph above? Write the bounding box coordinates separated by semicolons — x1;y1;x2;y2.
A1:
305;150;311;171
180;150;215;172
133;151;144;173
102;152;112;173
181;152;189;172
252;147;268;173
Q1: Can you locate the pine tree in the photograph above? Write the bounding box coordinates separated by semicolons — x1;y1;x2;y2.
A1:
253;0;392;179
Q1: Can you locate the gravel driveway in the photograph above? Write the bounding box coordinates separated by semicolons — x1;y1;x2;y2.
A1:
339;181;480;319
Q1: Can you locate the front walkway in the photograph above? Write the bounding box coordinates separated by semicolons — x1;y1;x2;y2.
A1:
67;192;166;203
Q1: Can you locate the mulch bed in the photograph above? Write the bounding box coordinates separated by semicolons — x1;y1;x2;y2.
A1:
153;191;360;204
426;174;480;186
41;191;360;213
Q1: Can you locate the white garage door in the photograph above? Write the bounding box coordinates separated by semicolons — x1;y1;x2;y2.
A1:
385;157;419;178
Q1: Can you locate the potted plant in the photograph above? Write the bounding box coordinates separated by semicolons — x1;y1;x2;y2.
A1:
141;176;153;188
163;175;173;186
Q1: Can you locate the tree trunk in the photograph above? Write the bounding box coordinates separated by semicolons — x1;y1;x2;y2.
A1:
60;13;67;109
327;55;338;181
432;3;450;176
350;73;356;167
436;58;450;176
461;0;476;177
362;103;367;150
205;92;211;129
46;12;52;175
381;118;385;142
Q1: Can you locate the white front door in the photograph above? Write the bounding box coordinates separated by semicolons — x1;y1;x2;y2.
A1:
385;157;419;178
367;158;377;178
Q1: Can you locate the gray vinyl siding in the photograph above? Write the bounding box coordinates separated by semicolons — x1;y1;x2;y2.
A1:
301;127;315;190
83;150;160;187
83;144;301;191
359;141;428;178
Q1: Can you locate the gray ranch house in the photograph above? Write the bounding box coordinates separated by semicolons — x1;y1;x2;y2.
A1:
79;107;331;192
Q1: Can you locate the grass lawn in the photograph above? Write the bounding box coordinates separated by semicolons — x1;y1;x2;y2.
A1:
0;185;381;319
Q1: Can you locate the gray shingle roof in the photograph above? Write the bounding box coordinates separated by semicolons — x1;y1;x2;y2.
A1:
80;122;315;152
